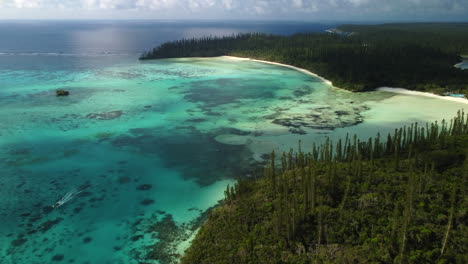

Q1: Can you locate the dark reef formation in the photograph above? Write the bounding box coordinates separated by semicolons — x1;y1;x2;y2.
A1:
85;110;123;121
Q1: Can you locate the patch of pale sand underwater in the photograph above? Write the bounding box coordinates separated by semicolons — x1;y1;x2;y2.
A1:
216;87;467;161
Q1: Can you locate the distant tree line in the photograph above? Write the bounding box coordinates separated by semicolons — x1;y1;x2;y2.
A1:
140;23;468;94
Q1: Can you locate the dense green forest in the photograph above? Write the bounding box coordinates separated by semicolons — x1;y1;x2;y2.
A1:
180;111;468;264
140;23;468;94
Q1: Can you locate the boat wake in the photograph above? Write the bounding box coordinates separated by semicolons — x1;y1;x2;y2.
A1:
52;183;92;208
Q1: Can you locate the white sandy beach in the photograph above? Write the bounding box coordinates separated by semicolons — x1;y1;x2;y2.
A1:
222;56;335;87
455;59;468;69
223;56;467;105
377;87;468;104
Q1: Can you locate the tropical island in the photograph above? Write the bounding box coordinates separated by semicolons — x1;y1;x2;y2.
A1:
140;23;468;96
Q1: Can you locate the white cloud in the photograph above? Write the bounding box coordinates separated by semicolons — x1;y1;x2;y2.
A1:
13;0;42;8
292;0;302;8
346;0;370;6
222;0;233;9
0;0;466;20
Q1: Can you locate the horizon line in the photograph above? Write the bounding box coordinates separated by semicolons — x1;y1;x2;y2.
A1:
0;18;468;23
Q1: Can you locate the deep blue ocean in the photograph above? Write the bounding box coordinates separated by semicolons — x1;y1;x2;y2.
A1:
0;20;338;70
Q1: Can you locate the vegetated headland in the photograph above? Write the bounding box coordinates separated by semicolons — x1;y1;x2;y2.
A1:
180;111;468;264
139;23;468;263
140;23;468;95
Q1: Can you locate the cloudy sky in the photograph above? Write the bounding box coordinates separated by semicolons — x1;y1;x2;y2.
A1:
0;0;467;21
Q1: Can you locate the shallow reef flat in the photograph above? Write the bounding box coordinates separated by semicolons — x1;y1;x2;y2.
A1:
0;57;466;264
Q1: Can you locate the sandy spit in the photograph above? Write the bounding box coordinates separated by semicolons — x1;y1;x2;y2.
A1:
377;87;468;104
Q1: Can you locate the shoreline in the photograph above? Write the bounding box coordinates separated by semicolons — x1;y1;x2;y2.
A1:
455;61;466;68
455;55;467;68
221;56;335;88
377;87;468;104
222;56;467;104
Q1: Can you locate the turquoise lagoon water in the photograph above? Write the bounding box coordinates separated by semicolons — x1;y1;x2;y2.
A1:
1;56;467;264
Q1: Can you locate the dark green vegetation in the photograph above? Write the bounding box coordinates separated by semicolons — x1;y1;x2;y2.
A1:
181;111;468;264
140;23;468;94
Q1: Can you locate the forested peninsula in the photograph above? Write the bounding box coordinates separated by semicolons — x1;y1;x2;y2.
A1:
179;112;468;264
140;23;468;94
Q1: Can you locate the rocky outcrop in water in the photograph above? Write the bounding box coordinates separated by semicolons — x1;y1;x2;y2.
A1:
56;90;70;96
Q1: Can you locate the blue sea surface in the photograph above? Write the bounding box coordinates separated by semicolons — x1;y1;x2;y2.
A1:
1;21;466;264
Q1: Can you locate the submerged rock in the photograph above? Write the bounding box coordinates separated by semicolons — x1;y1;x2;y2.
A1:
83;237;92;244
113;246;122;251
141;199;155;206
118;176;132;184
51;254;64;261
186;118;207;123
136;184;152;191
289;127;307;135
85;111;123;121
38;217;64;233
42;206;54;214
130;234;144;241
19;212;31;217
11;236;27;247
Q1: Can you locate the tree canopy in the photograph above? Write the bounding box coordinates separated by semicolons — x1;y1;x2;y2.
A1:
180;111;468;264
